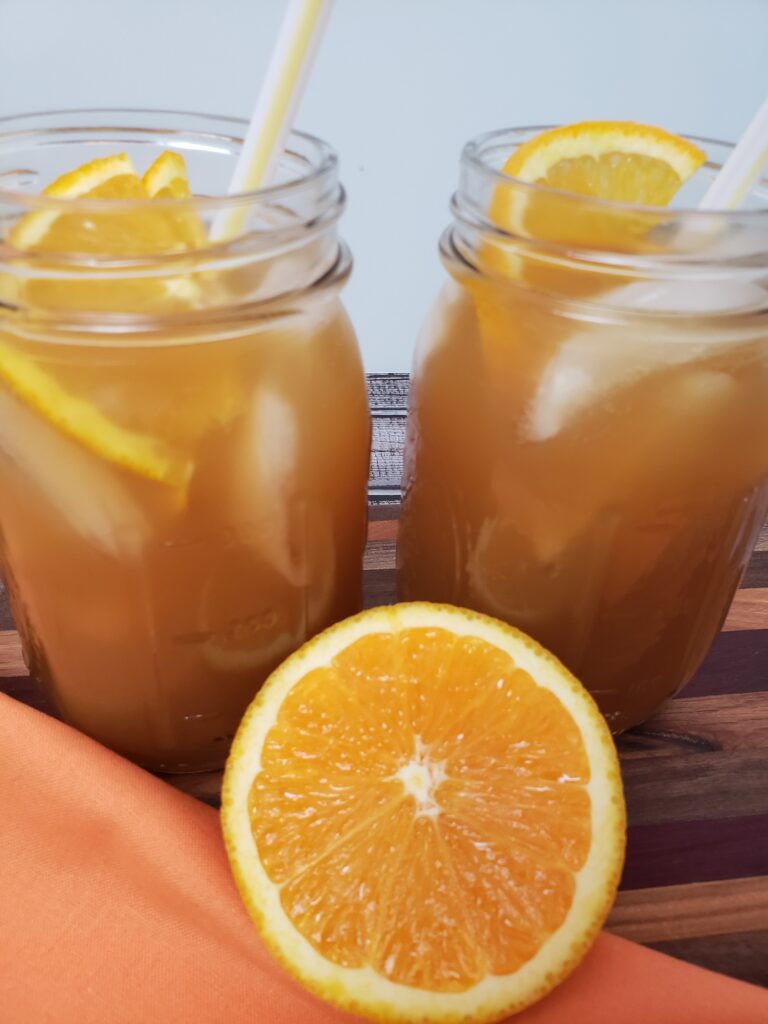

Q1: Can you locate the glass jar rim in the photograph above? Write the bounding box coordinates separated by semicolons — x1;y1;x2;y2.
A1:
462;125;768;223
0;107;338;214
0;109;351;334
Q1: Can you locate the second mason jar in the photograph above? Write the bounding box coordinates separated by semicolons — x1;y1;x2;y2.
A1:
398;126;768;732
0;110;370;771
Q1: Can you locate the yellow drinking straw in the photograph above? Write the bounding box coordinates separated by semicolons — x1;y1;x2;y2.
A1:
213;0;335;240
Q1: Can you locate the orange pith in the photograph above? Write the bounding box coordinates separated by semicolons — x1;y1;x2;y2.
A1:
222;603;625;1022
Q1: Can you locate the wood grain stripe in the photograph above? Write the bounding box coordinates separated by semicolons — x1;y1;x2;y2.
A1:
366;523;398;544
723;589;768;631
622;751;768;826
0;583;13;631
0;673;53;717
368;503;401;522
647;932;768;989
621;816;768;890
0;631;24;677
364;540;397;571
608;876;768;944
617;693;768;760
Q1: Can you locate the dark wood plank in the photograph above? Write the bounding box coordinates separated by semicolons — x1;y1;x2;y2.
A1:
647;931;768;989
682;630;768;698
622;751;768;826
159;770;222;808
0;671;54;716
0;581;14;631
362;568;397;609
621;816;768;890
368;503;402;522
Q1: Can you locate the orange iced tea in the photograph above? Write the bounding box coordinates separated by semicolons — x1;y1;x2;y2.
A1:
0;112;370;770
399;127;768;731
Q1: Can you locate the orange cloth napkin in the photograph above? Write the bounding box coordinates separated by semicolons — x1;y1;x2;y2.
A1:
1;692;766;1024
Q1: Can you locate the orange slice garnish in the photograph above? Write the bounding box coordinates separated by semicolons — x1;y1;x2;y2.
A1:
472;121;707;399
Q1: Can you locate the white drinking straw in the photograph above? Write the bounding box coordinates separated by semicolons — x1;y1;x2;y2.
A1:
212;0;335;240
608;95;768;313
699;95;768;211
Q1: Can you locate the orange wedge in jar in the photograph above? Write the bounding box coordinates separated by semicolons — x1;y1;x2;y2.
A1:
0;151;244;490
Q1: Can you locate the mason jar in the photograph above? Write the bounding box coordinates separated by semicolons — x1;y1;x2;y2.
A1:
0;109;370;770
398;126;768;731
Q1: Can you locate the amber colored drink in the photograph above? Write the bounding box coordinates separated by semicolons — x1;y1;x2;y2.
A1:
399;129;768;732
0;112;370;770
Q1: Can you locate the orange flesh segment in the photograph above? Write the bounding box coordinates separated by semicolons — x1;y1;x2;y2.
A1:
24;173;190;256
248;626;591;991
538;151;686;204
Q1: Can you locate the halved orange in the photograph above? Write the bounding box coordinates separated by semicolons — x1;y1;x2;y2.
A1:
222;602;625;1022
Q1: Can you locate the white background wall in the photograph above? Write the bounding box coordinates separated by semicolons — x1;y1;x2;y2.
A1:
1;0;766;371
